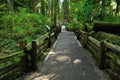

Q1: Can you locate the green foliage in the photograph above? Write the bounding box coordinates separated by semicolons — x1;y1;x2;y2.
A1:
69;0;120;23
67;21;83;30
25;34;42;43
104;13;120;23
0;4;8;11
0;7;47;56
1;7;46;39
69;0;95;22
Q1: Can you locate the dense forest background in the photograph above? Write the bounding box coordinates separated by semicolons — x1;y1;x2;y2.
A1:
0;0;120;56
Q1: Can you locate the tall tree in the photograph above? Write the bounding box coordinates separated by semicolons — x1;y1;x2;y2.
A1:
51;0;54;25
63;0;69;21
116;0;120;15
101;0;105;21
41;0;45;15
29;0;39;12
8;0;14;12
53;0;58;27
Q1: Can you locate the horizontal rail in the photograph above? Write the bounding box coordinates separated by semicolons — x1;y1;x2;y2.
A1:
0;27;61;80
35;33;49;45
88;36;100;48
76;29;120;80
0;51;24;63
105;41;120;55
0;62;22;76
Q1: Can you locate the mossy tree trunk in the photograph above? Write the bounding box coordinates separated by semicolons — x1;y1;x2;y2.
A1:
101;0;105;21
41;0;45;15
53;0;58;27
116;0;120;15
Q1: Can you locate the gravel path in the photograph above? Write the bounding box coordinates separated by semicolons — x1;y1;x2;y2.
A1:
22;29;111;80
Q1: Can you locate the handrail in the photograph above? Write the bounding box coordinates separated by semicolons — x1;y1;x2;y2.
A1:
75;29;120;79
0;26;61;80
30;32;55;70
35;33;49;45
0;51;23;60
104;41;120;55
68;23;120;79
88;36;100;48
25;43;31;51
80;30;85;34
25;33;49;51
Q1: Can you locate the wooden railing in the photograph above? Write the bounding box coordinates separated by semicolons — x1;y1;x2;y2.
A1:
74;30;120;80
0;29;60;80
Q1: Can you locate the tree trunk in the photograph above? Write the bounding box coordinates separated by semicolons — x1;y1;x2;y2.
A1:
30;0;35;12
51;0;54;26
57;1;60;21
53;0;58;27
63;0;69;21
116;0;120;15
8;0;14;12
41;0;45;15
101;0;105;21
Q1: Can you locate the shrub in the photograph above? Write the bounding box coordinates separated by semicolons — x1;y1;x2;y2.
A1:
1;7;46;39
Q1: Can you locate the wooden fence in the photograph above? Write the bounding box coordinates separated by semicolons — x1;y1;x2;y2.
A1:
75;30;120;80
0;31;58;80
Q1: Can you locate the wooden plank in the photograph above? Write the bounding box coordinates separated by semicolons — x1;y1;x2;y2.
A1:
99;41;106;70
35;33;49;46
19;40;30;72
83;32;88;47
37;42;48;57
31;41;37;70
79;30;86;34
0;51;24;63
110;62;120;75
104;41;120;56
106;69;120;80
0;62;22;76
87;44;100;62
88;40;100;52
50;32;54;36
0;66;24;80
25;43;32;51
88;36;100;48
106;52;120;75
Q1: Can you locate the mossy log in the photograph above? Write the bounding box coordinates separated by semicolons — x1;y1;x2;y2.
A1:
94;31;120;41
93;21;120;34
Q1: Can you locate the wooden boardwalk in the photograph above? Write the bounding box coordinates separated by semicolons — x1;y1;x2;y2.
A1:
22;27;110;80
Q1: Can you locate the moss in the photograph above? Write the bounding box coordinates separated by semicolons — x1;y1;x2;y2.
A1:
93;32;120;46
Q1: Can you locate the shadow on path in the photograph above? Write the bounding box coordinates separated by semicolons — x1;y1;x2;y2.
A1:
23;27;111;80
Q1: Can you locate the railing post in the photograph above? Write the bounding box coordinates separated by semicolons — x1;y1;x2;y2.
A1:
75;30;78;39
99;40;106;70
83;32;88;47
19;40;30;72
48;33;51;48
55;28;58;39
31;41;37;70
19;40;27;50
